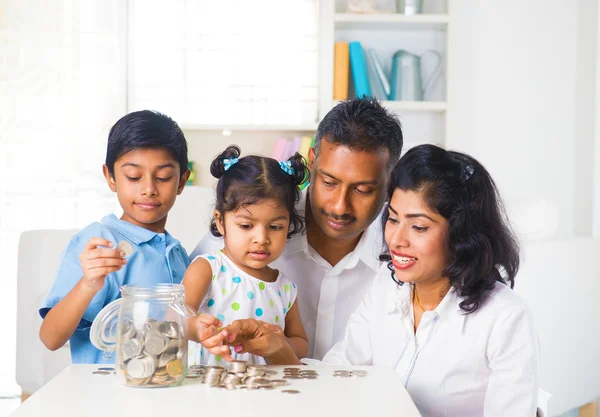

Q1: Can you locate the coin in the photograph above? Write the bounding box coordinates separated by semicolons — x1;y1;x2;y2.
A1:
97;367;115;371
271;379;288;387
121;338;143;359
116;240;134;257
282;389;300;394
144;330;167;355
351;370;368;377
166;359;183;376
92;370;111;375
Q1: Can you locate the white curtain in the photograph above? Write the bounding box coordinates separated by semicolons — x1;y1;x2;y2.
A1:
0;0;126;396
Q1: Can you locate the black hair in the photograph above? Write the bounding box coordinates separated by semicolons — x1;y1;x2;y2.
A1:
210;145;308;239
314;97;403;171
105;110;188;177
380;144;520;314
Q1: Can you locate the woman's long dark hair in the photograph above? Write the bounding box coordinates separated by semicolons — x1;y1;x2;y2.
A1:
380;144;520;314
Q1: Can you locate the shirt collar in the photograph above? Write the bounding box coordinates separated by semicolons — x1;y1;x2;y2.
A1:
386;282;462;318
101;214;178;246
282;187;383;273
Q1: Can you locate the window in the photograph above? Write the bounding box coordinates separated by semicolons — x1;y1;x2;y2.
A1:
128;0;320;127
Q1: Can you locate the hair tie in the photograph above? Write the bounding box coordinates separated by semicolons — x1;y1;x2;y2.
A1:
464;164;475;181
223;157;239;171
279;160;295;176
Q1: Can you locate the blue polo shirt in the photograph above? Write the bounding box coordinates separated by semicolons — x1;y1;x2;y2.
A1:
39;214;190;364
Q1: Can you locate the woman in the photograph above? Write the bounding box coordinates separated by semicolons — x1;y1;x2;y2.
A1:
210;144;539;417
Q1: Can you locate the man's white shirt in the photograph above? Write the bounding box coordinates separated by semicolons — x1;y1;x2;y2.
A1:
189;189;386;359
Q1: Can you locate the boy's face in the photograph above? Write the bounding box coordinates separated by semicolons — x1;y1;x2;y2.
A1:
103;148;189;233
307;140;390;241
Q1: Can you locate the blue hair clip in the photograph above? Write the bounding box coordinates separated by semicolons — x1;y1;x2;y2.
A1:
223;157;239;171
279;160;295;176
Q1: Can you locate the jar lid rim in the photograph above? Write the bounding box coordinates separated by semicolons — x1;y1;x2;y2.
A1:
121;283;185;297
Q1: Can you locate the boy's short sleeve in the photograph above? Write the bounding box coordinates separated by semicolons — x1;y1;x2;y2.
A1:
39;227;110;330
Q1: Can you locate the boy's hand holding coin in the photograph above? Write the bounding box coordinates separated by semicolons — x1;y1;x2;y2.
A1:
79;237;127;293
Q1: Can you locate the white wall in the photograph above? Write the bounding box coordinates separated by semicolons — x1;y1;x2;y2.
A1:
184;130;305;188
447;0;598;240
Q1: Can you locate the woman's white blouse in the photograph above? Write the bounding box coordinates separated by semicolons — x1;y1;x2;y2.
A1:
322;275;539;417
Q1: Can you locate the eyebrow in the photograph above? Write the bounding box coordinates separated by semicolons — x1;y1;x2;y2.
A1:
121;162;177;170
318;169;379;186
388;204;436;222
234;214;289;222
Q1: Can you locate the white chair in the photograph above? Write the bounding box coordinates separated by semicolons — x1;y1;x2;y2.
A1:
15;186;214;394
165;185;215;253
515;238;600;417
16;229;77;395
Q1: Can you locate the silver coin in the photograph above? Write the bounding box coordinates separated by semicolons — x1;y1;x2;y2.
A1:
282;389;300;394
117;240;134;257
121;338;143;360
119;320;136;340
350;370;368;377
271;379;288;387
97;367;115;371
144;330;167;355
92;370;111;375
127;356;157;379
158;321;181;339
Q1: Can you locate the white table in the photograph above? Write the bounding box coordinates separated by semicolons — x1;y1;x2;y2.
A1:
12;364;422;417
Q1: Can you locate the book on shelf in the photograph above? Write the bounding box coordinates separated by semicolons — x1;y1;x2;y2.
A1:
271;136;315;162
348;41;371;99
333;42;349;100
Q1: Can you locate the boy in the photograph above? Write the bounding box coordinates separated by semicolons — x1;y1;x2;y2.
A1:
39;110;191;364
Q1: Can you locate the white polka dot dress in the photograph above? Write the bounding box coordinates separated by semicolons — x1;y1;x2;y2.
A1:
188;250;298;366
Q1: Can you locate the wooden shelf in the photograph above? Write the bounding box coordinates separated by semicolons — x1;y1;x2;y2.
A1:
181;124;318;132
334;13;449;31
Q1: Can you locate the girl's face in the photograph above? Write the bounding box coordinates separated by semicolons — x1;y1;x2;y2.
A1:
384;189;449;285
214;198;290;276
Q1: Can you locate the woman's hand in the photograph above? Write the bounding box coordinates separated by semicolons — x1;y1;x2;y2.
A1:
224;318;301;365
195;313;234;361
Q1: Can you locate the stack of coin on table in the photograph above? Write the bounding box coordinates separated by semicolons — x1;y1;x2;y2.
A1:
186;361;312;393
332;369;368;378
117;318;187;387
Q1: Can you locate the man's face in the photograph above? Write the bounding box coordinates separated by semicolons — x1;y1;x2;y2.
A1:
308;140;390;241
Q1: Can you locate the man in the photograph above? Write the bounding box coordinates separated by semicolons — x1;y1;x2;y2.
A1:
191;97;403;359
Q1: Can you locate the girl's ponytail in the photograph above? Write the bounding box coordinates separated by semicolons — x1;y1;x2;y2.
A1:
286;152;309;188
210;145;241;179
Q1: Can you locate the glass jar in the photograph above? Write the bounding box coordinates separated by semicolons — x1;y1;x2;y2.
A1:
90;284;195;388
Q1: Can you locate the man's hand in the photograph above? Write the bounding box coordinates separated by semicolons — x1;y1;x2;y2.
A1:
195;314;234;361
79;238;125;293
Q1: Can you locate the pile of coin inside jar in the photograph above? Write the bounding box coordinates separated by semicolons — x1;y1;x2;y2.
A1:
186;361;323;393
117;318;186;387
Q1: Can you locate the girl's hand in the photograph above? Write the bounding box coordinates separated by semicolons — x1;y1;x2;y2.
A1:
79;237;125;293
225;318;291;359
195;314;234;361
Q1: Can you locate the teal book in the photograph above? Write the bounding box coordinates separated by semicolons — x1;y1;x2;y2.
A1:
349;41;371;98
